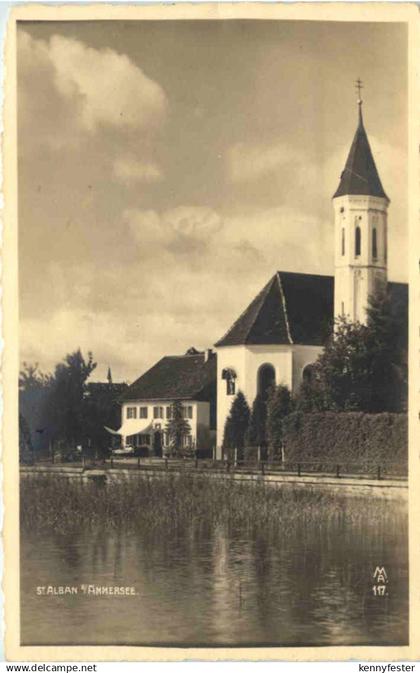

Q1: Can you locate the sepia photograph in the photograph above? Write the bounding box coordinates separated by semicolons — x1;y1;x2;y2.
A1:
4;2;418;660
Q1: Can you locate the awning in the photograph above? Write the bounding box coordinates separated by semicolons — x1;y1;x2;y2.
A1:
104;425;120;436
105;421;155;437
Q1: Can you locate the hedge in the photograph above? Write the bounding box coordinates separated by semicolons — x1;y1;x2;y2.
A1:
281;411;407;467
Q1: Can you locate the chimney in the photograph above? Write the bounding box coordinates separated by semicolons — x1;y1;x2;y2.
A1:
204;348;213;362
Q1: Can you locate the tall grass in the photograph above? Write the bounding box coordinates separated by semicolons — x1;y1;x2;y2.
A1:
20;473;405;538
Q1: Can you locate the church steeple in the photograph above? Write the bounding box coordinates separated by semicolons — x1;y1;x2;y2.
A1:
334;84;388;201
333;82;389;325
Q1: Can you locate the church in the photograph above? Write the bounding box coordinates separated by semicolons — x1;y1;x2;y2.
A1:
117;97;407;457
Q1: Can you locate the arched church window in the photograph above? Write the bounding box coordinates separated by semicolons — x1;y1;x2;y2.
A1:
372;228;378;260
222;368;237;396
257;364;276;401
341;228;345;256
302;364;315;383
355;226;361;257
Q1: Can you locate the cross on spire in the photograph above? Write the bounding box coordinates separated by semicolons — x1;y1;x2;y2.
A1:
355;78;363;105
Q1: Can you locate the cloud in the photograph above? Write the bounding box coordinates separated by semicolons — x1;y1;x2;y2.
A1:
18;30;167;137
113;157;163;185
126;206;223;257
227;141;298;183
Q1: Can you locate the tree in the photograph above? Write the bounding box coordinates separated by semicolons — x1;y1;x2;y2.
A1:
19;362;52;391
295;286;407;413
245;393;267;447
82;380;128;457
19;413;33;464
165;400;191;456
222;391;250;459
266;385;293;458
366;283;407;412
48;349;97;448
19;363;54;456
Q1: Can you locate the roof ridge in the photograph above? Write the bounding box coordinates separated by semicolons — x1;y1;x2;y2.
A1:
276;272;294;345
277;270;333;279
165;354;204;359
214;277;273;347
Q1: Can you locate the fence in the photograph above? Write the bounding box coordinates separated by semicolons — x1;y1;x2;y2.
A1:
25;447;407;480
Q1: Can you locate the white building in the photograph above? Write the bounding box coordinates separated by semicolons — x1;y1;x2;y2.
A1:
113;99;407;457
116;349;216;455
213;100;406;453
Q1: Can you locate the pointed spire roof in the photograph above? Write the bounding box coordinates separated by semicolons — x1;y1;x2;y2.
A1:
334;102;388;200
214;272;334;348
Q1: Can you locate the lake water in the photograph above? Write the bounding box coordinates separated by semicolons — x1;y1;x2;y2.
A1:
21;485;408;647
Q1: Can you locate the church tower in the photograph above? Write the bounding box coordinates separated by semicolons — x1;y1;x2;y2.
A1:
333;83;389;324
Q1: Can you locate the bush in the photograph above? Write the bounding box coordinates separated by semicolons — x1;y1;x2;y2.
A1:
282;411;407;467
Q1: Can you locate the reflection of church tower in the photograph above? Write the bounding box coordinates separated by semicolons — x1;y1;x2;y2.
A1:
333;82;389;324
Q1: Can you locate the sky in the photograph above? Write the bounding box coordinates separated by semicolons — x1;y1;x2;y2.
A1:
17;19;408;383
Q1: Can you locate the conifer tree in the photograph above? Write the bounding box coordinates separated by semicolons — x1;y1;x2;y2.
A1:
266;385;293;458
165;400;191;456
245;393;267;448
222;391;250;459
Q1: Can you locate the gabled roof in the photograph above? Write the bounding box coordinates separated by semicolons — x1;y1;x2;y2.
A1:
334;106;388;200
214;272;334;348
120;351;216;402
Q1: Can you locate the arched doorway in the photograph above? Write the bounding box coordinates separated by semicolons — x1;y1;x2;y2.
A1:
257;364;276;401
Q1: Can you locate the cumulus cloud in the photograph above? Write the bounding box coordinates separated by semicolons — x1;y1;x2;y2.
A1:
18;30;167;137
113;157;163;185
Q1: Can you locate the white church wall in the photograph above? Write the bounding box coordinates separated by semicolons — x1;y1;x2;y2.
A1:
215;344;325;454
215;345;247;454
215;344;294;453
291;345;324;390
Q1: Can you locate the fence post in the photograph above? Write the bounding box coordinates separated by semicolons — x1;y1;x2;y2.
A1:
165;457;168;471
261;461;265;476
110;456;114;469
336;464;340;479
234;448;238;468
257;446;261;464
137;456;141;470
297;462;301;477
195;454;198;469
82;455;86;469
377;465;381;481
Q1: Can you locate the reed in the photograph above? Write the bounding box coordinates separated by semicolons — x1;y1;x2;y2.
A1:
20;473;404;537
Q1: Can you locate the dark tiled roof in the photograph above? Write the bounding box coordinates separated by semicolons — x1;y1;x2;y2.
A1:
334;108;388;200
215;272;335;347
120;352;217;402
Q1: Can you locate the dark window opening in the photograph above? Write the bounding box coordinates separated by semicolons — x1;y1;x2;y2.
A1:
355;226;361;257
222;368;237;396
257;364;276;402
372;228;378;260
341;228;345;256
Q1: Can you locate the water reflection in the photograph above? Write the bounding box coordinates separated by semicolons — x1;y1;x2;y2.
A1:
21;494;408;646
